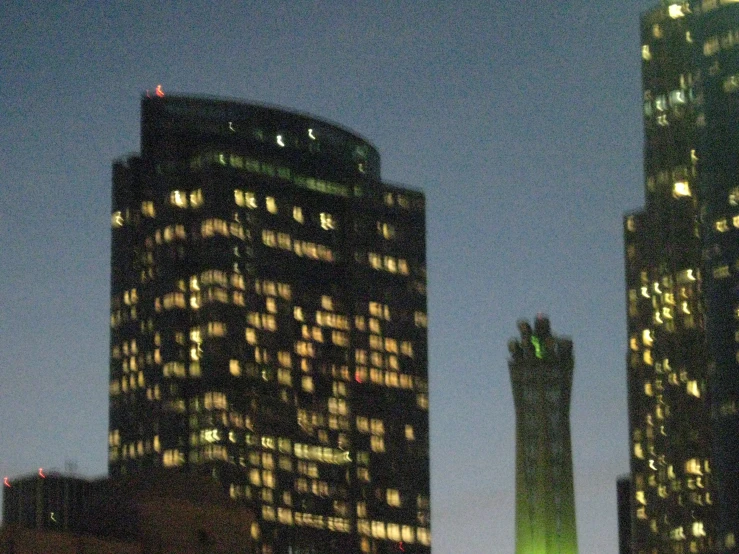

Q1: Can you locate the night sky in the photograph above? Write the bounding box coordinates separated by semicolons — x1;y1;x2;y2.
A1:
1;1;655;551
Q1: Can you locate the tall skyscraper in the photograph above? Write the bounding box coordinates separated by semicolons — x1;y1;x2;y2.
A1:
625;2;739;552
508;316;577;554
109;94;430;554
624;3;714;552
693;2;739;550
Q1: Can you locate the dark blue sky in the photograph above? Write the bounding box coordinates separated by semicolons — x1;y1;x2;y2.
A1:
0;1;654;551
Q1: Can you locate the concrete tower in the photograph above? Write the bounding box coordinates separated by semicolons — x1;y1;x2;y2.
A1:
509;316;577;554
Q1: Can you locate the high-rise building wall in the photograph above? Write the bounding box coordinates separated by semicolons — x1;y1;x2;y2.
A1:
625;2;739;552
109;94;430;554
624;3;715;553
508;316;577;554
618;476;633;554
693;0;739;553
693;3;739;551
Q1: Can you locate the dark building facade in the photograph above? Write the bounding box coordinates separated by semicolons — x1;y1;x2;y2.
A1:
618;476;633;554
625;1;739;552
624;3;715;552
1;471;255;553
508;316;577;554
693;2;739;550
109;94;430;554
2;472;98;534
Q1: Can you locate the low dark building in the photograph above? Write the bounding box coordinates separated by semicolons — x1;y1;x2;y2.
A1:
2;471;99;534
1;470;255;553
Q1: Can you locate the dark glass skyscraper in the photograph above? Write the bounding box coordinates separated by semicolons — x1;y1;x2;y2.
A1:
109;94;429;554
625;2;739;552
624;3;715;552
694;2;739;550
508;316;577;554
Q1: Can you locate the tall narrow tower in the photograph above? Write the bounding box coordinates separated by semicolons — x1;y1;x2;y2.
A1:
508;316;577;554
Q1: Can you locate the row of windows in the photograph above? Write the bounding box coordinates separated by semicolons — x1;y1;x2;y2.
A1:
261;229;335;261
713;214;739;232
169;189;204;209
701;0;739;12
367;252;410;275
114;353;420;395
191;151;352;197
704;27;739;57
643;89;692;117
111;320;424;366
356;520;430;546
235;189;339;230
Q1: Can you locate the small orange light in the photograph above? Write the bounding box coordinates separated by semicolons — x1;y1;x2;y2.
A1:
155;85;165;97
3;477;10;487
38;468;46;478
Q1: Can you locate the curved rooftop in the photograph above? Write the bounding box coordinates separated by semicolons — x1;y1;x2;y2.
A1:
141;94;381;180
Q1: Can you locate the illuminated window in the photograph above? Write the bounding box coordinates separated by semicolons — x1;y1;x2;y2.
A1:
293;206;304;223
714;265;730;278
189;362;201;377
163;449;184;467
262;229;277;247
368;253;382;269
686;458;703;475
355;416;369;433
405;425;415;440
384;256;398;273
642;44;652;61
278;368;292;386
705;36;720;56
320;212;336;230
206;321;227;337
385;488;402;507
378;222;396;239
266;196;278;214
673;181;691;197
417;393;429;410
111;211;124;228
414;311;428;327
189;189;204;207
169;190;188;208
370;419;385;435
668;3;686;18
234;190;258;208
141;201;156;217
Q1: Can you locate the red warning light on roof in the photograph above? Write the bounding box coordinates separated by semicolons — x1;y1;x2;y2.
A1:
155;85;165;97
3;477;10;487
38;468;46;478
